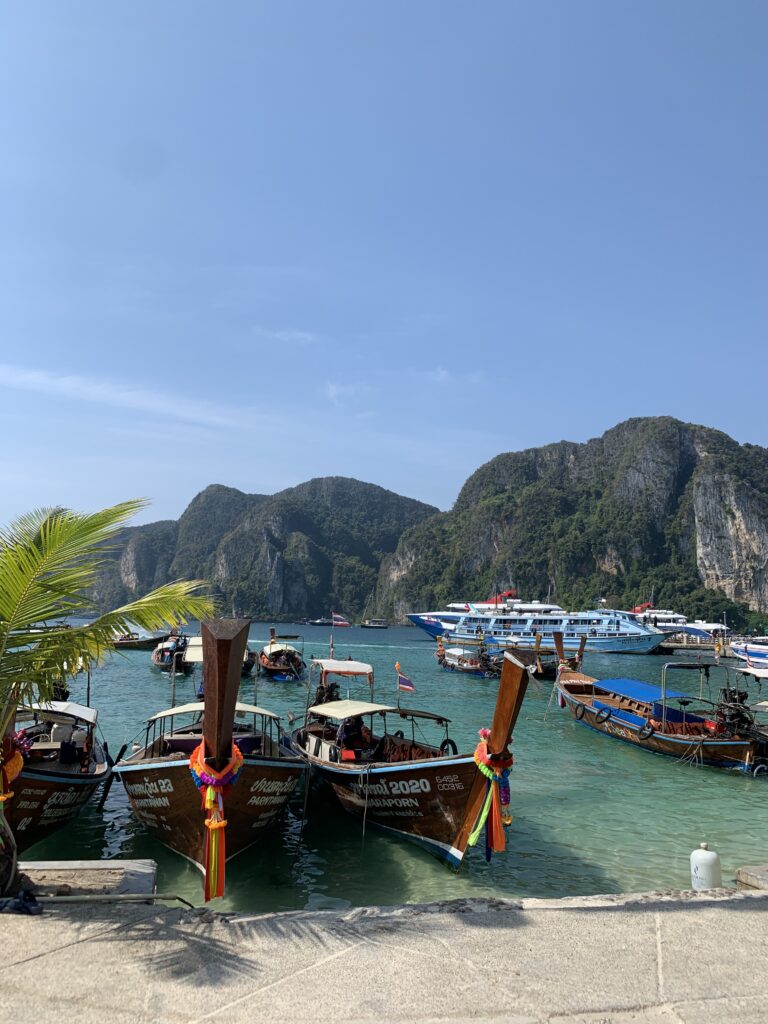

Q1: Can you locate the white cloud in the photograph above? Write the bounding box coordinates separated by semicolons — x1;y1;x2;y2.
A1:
428;367;451;384
323;381;361;406
252;326;319;345
0;363;238;430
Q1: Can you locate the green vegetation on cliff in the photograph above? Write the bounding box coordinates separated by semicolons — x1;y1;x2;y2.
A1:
379;417;768;628
93;478;438;620
93;419;768;627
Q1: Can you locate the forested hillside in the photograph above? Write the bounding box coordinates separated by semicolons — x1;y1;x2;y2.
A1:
377;417;768;629
92;478;437;619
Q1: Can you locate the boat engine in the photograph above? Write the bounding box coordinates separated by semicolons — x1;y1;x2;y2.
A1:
716;688;754;735
719;686;749;705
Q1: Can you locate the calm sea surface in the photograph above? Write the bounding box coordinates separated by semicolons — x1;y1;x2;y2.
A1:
27;624;768;911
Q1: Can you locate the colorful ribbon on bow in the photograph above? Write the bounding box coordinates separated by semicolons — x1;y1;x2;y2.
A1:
0;746;23;807
468;728;514;861
189;741;244;901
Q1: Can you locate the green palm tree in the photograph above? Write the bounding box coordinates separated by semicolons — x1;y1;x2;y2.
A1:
0;499;215;895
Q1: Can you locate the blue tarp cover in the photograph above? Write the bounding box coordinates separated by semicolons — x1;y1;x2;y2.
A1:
593;700;646;726
597;677;687;705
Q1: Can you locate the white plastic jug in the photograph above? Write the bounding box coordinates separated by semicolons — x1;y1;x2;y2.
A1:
690;842;722;890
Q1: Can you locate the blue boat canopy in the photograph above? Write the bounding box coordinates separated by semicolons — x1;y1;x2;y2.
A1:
597;678;688;704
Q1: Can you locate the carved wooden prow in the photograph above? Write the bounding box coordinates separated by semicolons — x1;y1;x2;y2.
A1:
452;651;528;858
534;632;542;674
553;631;565;663
202;618;251;770
576;636;587;666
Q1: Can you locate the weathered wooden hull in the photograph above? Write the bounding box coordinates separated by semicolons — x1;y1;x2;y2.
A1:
558;687;758;771
6;765;109;852
306;753;480;867
113;635;170;651
116;755;304;869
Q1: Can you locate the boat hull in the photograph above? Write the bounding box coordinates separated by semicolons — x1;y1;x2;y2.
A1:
731;642;768;663
407;614;462;639
113;635;170;651
301;751;479;867
6;764;110;852
557;682;761;772
116;755;304;869
466;632;669;654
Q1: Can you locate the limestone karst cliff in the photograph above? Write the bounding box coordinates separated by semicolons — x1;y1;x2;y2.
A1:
377;417;768;623
93;419;768;625
92;478;438;619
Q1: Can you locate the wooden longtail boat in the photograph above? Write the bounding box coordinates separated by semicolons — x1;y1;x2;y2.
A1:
555;638;768;774
289;654;527;868
116;619;304;898
5;701;110;852
150;634;194;675
112;631;171;651
436;633;585;680
257;629;307;681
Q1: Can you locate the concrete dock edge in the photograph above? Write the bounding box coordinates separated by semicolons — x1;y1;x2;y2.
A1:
3;887;767;1024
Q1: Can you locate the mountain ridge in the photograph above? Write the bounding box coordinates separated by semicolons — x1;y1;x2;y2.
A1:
93;418;768;628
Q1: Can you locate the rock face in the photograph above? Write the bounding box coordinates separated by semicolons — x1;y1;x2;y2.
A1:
378;417;768;620
92;419;768;623
92;478;438;619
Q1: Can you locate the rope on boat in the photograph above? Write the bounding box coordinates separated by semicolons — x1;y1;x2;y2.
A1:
361;763;373;849
543;682;558;722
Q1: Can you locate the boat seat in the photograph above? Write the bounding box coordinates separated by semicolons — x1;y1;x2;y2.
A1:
51;723;73;744
382;734;411;762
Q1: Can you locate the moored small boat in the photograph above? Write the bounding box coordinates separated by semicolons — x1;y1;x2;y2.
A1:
257;629;306;681
436;633;585;680
5;701;110;852
116;619;305;900
112;631;171;651
150;633;194;675
289;653;528;867
555;649;768;774
360;618;389;629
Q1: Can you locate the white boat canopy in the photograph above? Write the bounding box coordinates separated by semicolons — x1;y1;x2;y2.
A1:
308;699;397;721
182;636;203;663
18;701;99;725
312;658;374;681
148;701;280;723
262;642;299;655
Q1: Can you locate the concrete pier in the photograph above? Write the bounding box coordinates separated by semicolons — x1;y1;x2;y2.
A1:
3;887;767;1024
20;858;157;897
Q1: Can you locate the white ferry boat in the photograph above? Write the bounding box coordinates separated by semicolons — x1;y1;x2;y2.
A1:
408;599;564;639
630;607;726;639
446;606;669;654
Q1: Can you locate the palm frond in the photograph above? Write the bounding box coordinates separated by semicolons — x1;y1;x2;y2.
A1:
0;500;216;738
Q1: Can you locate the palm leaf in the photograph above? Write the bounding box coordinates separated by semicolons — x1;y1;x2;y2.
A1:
0;500;216;737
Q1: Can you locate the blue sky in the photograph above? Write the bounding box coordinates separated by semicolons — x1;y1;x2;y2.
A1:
1;2;766;525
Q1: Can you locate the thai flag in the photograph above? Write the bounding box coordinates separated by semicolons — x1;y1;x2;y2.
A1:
396;662;416;692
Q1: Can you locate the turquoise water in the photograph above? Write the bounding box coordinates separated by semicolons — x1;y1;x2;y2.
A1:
26;624;768;910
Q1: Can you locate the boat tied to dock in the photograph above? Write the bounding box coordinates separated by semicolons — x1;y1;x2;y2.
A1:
553;635;768;773
116;619;305;900
288;652;528;867
5;700;111;852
